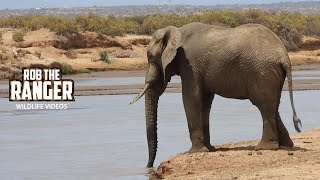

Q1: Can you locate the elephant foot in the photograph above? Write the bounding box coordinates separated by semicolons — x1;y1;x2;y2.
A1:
205;144;216;152
188;146;209;153
279;136;294;148
255;139;279;150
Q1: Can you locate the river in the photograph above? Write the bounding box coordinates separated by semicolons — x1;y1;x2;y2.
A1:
0;90;319;179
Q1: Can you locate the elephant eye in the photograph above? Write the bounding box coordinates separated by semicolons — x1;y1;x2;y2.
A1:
147;53;155;63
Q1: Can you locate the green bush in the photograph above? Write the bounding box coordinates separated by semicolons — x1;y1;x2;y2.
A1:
12;31;25;42
306;15;320;36
2;10;320;50
100;50;111;63
61;63;74;74
77;68;90;73
49;62;75;74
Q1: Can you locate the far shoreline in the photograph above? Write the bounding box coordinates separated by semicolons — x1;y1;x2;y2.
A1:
0;63;319;98
64;63;320;79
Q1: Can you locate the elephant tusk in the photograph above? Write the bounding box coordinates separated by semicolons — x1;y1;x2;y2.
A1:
129;83;150;104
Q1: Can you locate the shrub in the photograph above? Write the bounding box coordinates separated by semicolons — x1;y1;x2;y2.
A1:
49;62;75;74
277;25;302;51
2;10;320;51
77;68;90;73
0;31;3;44
306;15;320;36
100;50;111;63
60;63;74;74
12;31;25;42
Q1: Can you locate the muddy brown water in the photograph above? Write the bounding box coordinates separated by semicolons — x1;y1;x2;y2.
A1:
0;91;319;179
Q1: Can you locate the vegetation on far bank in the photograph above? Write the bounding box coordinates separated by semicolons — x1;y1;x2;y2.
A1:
0;9;320;51
0;9;320;78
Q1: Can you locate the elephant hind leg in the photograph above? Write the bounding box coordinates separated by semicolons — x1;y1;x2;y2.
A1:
249;73;284;150
202;93;215;151
250;91;280;150
276;112;294;148
255;101;280;150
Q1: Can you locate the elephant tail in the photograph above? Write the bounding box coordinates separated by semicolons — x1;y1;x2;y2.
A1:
281;60;302;132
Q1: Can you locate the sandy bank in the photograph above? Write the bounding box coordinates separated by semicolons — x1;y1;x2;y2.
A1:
154;129;320;180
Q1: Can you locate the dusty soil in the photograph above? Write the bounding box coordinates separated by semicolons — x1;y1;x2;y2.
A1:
0;28;150;79
154;129;320;180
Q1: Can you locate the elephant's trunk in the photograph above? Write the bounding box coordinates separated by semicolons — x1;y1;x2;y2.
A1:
145;88;159;168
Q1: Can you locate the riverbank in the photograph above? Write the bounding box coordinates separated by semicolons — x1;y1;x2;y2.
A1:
154;128;320;180
0;64;320;97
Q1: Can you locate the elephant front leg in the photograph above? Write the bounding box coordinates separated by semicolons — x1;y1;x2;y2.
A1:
202;93;215;151
182;86;209;153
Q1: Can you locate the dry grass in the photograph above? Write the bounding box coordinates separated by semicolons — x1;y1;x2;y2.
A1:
84;57;147;71
65;50;78;59
109;58;147;70
0;46;6;53
289;50;320;66
291;58;320;66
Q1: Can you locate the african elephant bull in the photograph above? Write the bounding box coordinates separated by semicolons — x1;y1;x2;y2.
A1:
130;22;302;167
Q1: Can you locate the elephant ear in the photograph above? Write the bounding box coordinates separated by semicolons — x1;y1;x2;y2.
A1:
161;26;181;82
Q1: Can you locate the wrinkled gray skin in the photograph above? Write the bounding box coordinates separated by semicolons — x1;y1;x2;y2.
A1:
131;22;302;168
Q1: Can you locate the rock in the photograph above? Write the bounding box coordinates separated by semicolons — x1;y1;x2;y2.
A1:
12;47;21;58
248;152;253;156
161;166;166;174
256;151;263;155
187;171;194;175
64;50;78;59
114;50;134;58
53;32;132;50
15;40;55;48
0;53;9;60
161;166;172;175
129;37;151;45
288;152;294;156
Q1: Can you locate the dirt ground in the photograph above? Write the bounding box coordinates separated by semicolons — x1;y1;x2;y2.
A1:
153;129;320;180
0;28;149;78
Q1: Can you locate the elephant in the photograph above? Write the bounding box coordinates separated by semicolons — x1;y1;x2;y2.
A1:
130;22;302;168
